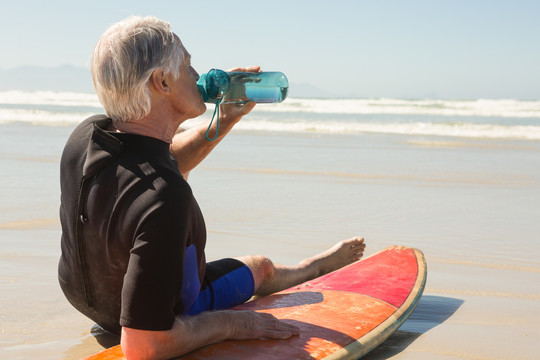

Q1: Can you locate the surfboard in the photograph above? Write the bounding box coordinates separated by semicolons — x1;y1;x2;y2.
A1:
83;245;427;359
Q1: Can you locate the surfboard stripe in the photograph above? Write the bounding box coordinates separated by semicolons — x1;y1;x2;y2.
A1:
292;246;419;308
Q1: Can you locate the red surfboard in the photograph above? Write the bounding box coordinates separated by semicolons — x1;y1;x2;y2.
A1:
83;246;427;359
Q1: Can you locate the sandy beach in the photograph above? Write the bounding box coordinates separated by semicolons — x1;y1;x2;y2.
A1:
1;98;539;359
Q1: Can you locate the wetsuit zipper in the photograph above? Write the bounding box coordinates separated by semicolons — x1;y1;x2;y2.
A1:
75;176;94;307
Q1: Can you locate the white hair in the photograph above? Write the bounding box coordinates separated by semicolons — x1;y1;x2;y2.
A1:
91;16;185;122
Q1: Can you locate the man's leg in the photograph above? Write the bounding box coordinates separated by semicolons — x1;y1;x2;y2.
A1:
236;237;365;297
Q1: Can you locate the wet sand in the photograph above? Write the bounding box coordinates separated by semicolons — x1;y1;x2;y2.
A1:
1;124;539;359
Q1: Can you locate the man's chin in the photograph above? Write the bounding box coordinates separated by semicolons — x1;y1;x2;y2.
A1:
199;103;207;115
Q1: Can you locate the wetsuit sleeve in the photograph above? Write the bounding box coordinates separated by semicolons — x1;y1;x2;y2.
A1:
119;188;192;331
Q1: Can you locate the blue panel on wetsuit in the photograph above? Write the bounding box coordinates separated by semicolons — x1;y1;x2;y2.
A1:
212;265;254;310
181;244;201;313
185;265;254;316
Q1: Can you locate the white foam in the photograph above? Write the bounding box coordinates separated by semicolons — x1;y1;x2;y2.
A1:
1;91;539;140
2;91;539;118
0;90;102;108
0;108;92;126
259;98;540;118
235;120;540;140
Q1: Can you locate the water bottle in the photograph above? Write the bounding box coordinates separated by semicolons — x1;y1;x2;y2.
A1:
197;69;289;104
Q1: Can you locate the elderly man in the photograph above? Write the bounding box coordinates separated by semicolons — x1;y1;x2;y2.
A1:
58;16;365;359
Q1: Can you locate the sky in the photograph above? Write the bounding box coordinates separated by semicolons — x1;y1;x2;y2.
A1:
1;0;539;99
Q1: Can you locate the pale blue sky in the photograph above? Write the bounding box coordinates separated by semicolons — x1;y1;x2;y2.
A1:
1;0;539;99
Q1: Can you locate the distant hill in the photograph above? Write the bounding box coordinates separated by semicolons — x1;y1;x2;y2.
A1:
0;65;335;98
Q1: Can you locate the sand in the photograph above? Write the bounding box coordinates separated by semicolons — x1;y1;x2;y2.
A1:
1;124;539;359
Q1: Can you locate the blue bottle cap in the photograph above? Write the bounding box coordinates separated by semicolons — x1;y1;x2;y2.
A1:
206;69;230;100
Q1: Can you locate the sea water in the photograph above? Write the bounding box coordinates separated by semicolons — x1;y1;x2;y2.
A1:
1;91;539;359
1;91;539;139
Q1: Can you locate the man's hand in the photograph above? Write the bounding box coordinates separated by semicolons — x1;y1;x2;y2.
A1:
227;65;261;73
219;65;261;126
219;100;256;125
227;310;300;340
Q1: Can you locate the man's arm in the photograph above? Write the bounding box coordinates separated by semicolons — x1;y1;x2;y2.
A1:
169;101;255;177
169;66;260;178
121;309;299;360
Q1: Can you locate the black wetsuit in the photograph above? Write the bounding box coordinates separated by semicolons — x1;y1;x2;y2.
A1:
58;115;255;335
58;115;207;334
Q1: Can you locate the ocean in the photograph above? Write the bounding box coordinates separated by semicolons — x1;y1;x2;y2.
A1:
1;91;539;359
2;90;540;139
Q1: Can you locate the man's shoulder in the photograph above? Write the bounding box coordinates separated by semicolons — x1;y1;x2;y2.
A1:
61;114;122;178
69;114;110;140
62;114;111;155
148;165;194;204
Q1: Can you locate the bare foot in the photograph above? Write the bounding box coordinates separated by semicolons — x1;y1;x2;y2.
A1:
247;237;366;297
299;237;366;278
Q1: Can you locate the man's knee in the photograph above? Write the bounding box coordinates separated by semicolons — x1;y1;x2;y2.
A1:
239;255;275;291
256;256;275;284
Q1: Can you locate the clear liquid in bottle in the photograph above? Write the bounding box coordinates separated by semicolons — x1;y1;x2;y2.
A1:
197;69;289;104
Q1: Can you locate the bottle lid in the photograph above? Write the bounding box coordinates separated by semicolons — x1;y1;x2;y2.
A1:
205;69;230;100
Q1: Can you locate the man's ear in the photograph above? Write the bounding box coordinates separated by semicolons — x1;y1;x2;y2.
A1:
150;69;170;94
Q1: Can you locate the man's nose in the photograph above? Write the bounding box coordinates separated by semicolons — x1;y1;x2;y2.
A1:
191;66;199;81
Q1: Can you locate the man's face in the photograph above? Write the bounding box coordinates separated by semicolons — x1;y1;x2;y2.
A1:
168;44;207;119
